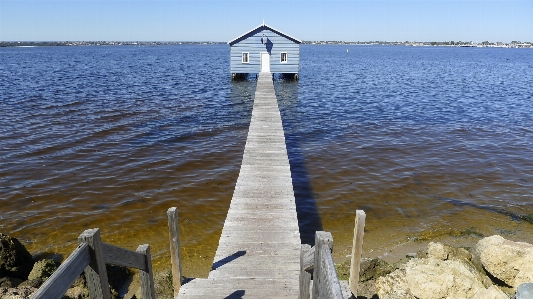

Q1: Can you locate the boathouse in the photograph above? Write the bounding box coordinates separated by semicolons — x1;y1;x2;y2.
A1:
228;23;301;79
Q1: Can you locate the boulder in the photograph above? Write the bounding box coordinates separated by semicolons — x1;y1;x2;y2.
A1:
426;242;472;262
0;286;37;299
17;278;44;289
28;259;58;281
63;286;89;299
0;277;23;288
475;235;533;289
516;283;533;299
359;258;395;282
375;257;484;299
0;234;34;280
472;285;507;299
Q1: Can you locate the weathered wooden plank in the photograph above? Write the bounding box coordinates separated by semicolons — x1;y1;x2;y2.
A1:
339;280;353;299
320;246;344;299
299;244;312;299
209;269;300;279
30;244;91;299
349;210;366;298
301;245;315;272
101;242;146;271
312;232;332;299
178;278;300;297
312;232;343;299
212;249;300;259
167;207;183;297
79;228;111;299
179;72;299;298
137;244;156;299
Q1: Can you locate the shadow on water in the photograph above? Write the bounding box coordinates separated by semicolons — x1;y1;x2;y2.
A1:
274;77;323;246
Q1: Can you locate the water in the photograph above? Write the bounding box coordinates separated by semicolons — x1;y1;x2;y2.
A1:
1;44;532;277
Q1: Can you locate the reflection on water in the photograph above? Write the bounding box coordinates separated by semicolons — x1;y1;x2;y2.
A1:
1;45;533;277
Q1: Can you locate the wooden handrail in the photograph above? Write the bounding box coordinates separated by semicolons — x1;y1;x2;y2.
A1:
30;243;91;299
101;242;148;271
30;228;156;299
299;244;312;299
299;211;366;299
312;231;343;299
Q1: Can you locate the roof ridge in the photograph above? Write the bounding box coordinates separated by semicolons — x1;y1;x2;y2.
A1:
228;23;301;45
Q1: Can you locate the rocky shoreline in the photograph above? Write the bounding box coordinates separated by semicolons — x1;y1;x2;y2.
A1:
2;232;532;299
336;236;533;299
0;233;175;299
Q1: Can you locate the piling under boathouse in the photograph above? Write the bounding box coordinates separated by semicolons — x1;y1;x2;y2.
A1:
228;23;301;79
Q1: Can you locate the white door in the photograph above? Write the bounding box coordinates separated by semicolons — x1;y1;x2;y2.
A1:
260;52;270;72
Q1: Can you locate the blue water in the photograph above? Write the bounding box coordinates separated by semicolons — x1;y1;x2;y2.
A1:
1;44;532;270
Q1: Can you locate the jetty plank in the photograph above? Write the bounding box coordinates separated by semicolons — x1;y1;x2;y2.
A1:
177;72;300;298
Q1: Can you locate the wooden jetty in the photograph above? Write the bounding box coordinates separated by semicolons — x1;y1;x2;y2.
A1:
177;72;301;298
30;72;366;299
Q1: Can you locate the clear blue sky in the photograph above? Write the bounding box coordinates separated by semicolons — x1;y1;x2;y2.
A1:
1;0;532;42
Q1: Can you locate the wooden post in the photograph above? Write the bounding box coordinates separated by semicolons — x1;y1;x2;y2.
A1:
78;228;111;299
167;207;183;296
349;210;366;298
312;231;333;299
137;244;156;299
299;244;312;299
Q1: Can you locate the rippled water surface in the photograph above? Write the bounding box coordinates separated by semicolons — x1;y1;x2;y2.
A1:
1;45;533;276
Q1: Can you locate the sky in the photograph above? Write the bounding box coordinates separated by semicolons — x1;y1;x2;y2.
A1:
1;0;532;43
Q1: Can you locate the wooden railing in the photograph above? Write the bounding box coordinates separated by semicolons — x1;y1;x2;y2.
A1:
30;228;156;299
299;210;366;299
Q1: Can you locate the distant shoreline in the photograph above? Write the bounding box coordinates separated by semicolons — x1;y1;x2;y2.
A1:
1;40;531;48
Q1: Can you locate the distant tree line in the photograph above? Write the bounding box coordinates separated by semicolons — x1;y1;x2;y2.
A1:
0;41;226;47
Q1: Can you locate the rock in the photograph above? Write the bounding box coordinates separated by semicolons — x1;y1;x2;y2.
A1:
0;286;37;299
427;242;449;260
0;277;23;288
153;270;175;299
63;286;89;299
17;278;44;288
516;283;533;299
472;285;507;299
28;259;58;281
475;235;533;289
0;234;34;280
426;242;472;262
359;258;394;282
375;257;484;299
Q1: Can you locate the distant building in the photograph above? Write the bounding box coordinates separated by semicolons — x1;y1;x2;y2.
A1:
228;23;301;79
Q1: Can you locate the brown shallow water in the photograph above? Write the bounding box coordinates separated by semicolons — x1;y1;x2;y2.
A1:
305;127;533;264
1;129;245;277
1;45;533;280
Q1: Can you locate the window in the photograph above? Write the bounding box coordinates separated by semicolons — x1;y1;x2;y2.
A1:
242;52;249;63
280;52;288;63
